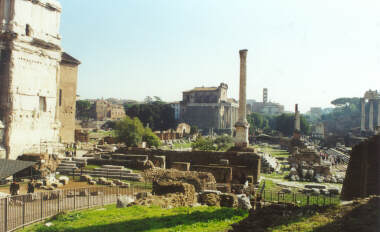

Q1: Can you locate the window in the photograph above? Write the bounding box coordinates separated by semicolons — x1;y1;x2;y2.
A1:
39;96;47;112
59;89;62;106
26;24;31;36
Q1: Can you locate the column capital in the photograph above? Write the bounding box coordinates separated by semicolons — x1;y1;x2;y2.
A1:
239;49;248;58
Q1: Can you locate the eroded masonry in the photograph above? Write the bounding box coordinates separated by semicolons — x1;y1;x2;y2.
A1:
0;0;79;159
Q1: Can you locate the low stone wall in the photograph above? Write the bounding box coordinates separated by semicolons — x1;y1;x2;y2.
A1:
117;147;261;184
191;165;232;183
341;135;380;200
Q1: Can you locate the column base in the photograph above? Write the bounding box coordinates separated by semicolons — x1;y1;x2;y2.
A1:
235;125;249;148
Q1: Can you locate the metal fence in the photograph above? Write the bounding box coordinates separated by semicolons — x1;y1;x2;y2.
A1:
0;186;148;232
260;189;340;207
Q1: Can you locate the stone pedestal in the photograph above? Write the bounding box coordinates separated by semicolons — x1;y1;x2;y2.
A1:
235;121;249;148
235;49;249;148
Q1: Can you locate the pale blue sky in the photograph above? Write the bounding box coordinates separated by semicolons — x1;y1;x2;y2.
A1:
60;0;380;112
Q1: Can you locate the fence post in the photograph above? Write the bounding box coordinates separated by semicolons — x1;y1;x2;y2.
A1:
4;198;8;232
22;195;25;228
74;189;76;210
307;195;310;206
263;190;266;202
102;187;104;206
88;188;90;209
40;192;43;219
58;191;60;213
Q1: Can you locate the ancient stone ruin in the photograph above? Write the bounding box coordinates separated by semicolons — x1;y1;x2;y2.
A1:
341;134;380;200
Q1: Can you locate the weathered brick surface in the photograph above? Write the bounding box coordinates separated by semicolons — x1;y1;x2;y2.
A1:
341;135;380;200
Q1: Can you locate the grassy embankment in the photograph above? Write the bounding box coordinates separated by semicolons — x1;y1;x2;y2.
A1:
21;205;248;232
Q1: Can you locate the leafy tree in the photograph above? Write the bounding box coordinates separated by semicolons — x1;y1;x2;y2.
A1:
115;116;145;147
190;125;199;135
247;112;270;135
191;136;216;151
115;115;161;148
214;135;234;151
143;127;161;148
76;100;92;120
320;97;361;135
102;120;116;130
273;113;311;136
124;99;176;131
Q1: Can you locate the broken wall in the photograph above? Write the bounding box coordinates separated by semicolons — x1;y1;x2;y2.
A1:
341;135;380;200
118;148;261;183
58;55;79;143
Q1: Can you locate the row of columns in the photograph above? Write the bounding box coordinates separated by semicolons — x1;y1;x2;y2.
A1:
360;99;380;132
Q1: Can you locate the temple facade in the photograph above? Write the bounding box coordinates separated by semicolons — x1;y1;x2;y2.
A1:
180;83;238;134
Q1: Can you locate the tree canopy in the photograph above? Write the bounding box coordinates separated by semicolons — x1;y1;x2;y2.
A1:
76;100;92;120
124;98;176;131
115;115;161;148
321;97;361;135
247;112;310;136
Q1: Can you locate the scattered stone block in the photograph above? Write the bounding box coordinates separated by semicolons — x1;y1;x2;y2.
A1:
80;175;92;182
220;193;238;208
116;195;135;208
237;194;252;210
199;192;220;206
58;176;69;185
171;162;190;171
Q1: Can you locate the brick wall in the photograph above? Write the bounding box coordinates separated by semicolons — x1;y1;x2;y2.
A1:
341;135;380;200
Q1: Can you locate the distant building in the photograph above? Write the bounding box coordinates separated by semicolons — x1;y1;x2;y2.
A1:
309;107;323;121
247;88;284;116
180;83;238;134
91;100;126;121
312;122;325;139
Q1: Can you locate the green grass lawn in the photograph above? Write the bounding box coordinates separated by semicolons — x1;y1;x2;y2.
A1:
21;205;248;232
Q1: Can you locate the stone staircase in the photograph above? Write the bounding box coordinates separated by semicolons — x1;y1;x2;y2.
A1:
56;162;142;182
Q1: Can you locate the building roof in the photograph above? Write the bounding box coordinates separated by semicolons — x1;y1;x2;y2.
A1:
61;52;81;65
0;159;36;178
183;87;218;93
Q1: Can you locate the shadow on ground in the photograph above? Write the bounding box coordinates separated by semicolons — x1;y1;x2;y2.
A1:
314;197;380;232
34;207;246;232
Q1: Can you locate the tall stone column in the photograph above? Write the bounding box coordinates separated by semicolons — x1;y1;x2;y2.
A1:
235;49;249;148
369;100;374;131
361;98;366;131
294;104;301;132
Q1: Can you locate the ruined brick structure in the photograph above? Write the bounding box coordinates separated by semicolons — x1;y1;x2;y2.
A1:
91;100;126;121
341;135;380;200
180;83;238;134
0;0;79;159
58;52;80;143
117;148;261;184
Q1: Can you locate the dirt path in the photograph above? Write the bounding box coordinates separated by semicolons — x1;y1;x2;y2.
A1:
261;177;342;190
